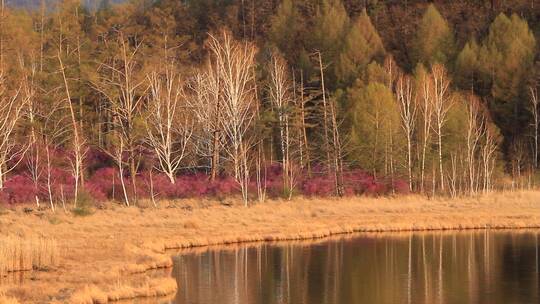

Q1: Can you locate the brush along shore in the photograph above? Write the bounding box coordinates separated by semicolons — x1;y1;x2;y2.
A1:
2;191;540;303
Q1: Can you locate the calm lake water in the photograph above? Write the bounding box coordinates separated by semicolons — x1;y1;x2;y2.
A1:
170;231;540;304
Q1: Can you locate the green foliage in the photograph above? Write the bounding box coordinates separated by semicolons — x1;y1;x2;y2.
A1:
269;0;299;60
477;13;536;136
455;39;480;90
72;205;93;216
72;191;95;217
336;9;385;87
444;94;468;155
411;4;455;67
347;81;402;176
311;0;349;57
309;0;349;86
478;13;536;101
48;216;63;225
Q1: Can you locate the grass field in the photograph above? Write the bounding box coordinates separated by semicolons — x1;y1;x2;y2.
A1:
2;191;540;303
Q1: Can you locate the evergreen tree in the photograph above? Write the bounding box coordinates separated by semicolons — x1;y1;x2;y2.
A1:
348;81;402;177
455;39;480;90
269;0;298;62
336;9;385;87
309;0;349;87
478;13;536;138
411;4;455;67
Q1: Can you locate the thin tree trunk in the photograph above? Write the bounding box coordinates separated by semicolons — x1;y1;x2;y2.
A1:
317;52;332;174
300;71;311;177
58;53;84;207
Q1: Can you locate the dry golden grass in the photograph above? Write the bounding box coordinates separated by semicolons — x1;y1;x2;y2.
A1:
0;296;20;304
0;236;58;276
2;190;540;303
70;277;176;304
0;288;20;304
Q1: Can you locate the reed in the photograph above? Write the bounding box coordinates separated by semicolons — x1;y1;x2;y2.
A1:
70;277;177;304
0;236;58;276
0;295;20;304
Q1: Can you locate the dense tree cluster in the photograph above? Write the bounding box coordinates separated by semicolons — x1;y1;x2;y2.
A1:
0;0;538;207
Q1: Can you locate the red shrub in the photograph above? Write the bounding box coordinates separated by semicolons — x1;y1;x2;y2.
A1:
0;175;37;205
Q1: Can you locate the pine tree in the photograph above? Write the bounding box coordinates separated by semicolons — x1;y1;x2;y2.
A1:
455;39;480;90
269;0;298;61
336;9;385;87
478;13;536;138
309;0;349;87
348;81;402;178
411;4;455;67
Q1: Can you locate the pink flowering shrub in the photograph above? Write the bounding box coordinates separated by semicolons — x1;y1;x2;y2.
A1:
0;152;406;206
0;175;37;204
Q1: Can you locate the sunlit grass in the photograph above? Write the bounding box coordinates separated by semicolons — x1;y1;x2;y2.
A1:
0;236;58;276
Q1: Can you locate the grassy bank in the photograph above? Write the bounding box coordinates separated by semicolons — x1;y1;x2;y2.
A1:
2;191;540;303
0;236;58;276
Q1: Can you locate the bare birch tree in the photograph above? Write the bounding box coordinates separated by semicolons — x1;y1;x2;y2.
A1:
465;95;485;194
316;51;332;173
146;68;193;184
482;124;499;193
58;52;86;207
207;30;257;206
297;70;312;176
96;33;146;206
23;68;42;208
268;52;296;198
40;99;69;212
329;97;344;196
430;64;453;192
419;72;434;193
529;86;539;169
0;73;30;189
189;66;223;181
316;51;343;195
396;74;417;191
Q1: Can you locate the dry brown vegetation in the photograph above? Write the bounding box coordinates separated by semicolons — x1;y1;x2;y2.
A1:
0;236;58;276
2;191;540;303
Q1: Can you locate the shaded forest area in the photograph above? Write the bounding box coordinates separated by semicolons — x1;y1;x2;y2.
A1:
0;0;538;208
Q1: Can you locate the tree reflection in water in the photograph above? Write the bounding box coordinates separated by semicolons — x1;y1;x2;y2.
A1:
171;231;540;304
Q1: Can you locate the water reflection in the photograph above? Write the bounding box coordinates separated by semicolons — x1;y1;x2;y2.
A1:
171;231;540;304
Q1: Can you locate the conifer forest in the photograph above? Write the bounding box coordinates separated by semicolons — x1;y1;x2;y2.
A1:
0;0;539;207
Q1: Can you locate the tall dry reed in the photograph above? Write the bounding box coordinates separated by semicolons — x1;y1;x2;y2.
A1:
0;236;58;276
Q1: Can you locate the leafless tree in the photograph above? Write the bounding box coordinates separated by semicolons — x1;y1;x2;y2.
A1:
42;100;69;212
430;64;453;192
189;67;223;181
58;52;86;207
465;95;485;194
207;30;257;206
268;52;296;198
329;97;344;196
95;33;146;206
529;86;539;169
482;124;499;193
146;68;193;184
296;70;312;176
419;72;434;193
316;51;332;173
23;67;42;208
253;67;267;203
396;74;417;191
0;72;30;189
316;51;343;195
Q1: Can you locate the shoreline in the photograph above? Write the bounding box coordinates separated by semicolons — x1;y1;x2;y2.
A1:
2;191;540;303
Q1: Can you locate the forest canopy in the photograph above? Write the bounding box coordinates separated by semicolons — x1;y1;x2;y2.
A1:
0;0;538;207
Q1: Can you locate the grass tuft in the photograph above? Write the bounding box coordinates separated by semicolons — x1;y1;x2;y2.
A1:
0;236;59;276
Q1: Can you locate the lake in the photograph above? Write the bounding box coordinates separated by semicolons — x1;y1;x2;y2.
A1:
170;231;540;304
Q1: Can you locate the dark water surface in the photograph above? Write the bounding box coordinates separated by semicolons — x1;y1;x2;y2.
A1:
170;231;540;304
